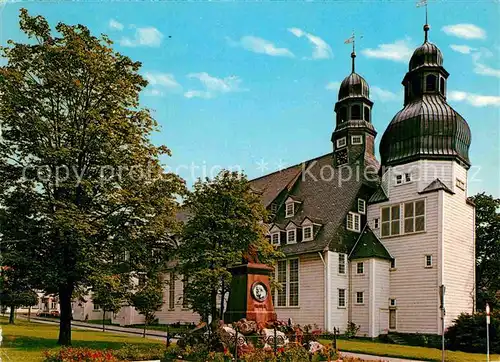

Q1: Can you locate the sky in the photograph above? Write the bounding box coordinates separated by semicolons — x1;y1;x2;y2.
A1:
1;0;499;197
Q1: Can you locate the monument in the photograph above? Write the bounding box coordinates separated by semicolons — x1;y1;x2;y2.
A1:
224;244;277;325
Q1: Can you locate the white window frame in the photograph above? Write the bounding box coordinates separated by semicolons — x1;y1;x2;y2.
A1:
403;199;426;234
287;229;296;244
390;298;397;307
347;212;361;232
356;291;364;305
395;174;403;185
373;218;380;229
395;172;413;186
336;137;347;149
357;262;364;274
92;303;100;311
381;204;401;237
338;288;346;308
351;135;363;145
302;226;313;241
338;253;346;275
358;199;366;215
275;258;300;308
425;254;433;268
271;232;280;245
404;172;412;183
285;202;294;218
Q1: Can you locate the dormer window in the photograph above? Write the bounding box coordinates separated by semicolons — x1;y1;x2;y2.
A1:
270;202;278;214
302;226;313;241
271;232;280;245
285;202;294;218
336;137;347;149
351;135;363;145
347;212;361;232
287;229;296;244
358;199;366;214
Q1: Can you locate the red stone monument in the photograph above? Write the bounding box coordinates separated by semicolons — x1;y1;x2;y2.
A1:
224;245;277;325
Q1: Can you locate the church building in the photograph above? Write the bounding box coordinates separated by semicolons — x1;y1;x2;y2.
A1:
249;21;475;337
99;20;475;338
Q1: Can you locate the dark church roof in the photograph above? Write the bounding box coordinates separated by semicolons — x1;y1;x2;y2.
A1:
349;226;392;261
250;153;377;255
380;25;471;169
250;164;302;207
338;72;370;101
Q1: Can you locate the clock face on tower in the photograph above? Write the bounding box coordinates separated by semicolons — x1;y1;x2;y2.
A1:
251;282;268;302
336;149;348;166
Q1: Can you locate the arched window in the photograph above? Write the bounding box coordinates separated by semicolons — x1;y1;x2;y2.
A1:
426;74;437;92
364;106;370;122
411;78;421;97
439;77;445;96
351;105;361;120
339;107;347;123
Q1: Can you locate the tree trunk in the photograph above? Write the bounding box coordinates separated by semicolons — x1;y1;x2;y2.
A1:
102;309;106;332
57;283;74;346
143;318;147;338
28;306;31;322
8;305;15;324
220;279;225;321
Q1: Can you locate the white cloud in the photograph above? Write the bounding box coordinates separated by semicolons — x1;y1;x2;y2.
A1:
287;27;332;60
442;24;486;40
228;36;294;57
144;89;164;97
449;91;500;107
184;72;245;99
371;86;400;102
108;19;124;31
362;39;413;63
144;72;181;89
450;44;476;54
325;81;340;91
120;27;163;47
471;49;500;78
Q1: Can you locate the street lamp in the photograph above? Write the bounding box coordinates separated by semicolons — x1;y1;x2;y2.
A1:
486;303;490;362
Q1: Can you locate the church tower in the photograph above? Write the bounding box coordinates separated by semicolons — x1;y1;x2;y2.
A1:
332;46;378;170
366;19;475;336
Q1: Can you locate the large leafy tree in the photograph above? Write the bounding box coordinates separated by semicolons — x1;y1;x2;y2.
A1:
0;266;38;324
90;274;129;331
177;170;282;326
0;10;184;345
470;193;500;310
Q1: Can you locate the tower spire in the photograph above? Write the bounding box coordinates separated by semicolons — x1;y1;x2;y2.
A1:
417;0;430;42
344;30;361;73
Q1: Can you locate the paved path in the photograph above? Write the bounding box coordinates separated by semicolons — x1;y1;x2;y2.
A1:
341;351;425;362
20;316;174;342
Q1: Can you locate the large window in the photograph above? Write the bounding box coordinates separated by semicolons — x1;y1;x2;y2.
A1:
169;273;175;310
276;259;299;307
357;262;364;274
426;74;437;91
351;105;361;120
347;212;361;232
338;253;346;274
339;107;347;123
338;289;346;307
381;205;400;237
404;200;425;233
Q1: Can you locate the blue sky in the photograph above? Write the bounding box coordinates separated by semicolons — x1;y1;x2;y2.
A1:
1;0;499;196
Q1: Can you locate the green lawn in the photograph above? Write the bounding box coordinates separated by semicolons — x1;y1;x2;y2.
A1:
320;338;500;362
0;317;163;362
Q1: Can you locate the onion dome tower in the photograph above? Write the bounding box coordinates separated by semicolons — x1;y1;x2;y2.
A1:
379;22;471;169
332;43;377;169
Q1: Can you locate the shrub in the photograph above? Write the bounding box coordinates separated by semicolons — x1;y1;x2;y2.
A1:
345;321;360;339
43;348;118;362
112;343;165;360
445;311;500;353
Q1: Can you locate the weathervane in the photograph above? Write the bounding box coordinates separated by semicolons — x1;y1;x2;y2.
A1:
344;30;363;73
417;0;430;42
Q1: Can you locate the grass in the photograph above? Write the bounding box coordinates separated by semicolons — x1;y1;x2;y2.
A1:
128;324;192;333
320;338;500;362
0;317;163;362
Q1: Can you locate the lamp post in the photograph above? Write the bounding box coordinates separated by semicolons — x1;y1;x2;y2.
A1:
486;303;490;362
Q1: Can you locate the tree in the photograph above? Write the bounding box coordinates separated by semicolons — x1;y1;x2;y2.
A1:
0;267;38;324
0;10;185;345
130;276;164;337
470;193;500;311
177;170;282;327
90;274;129;331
